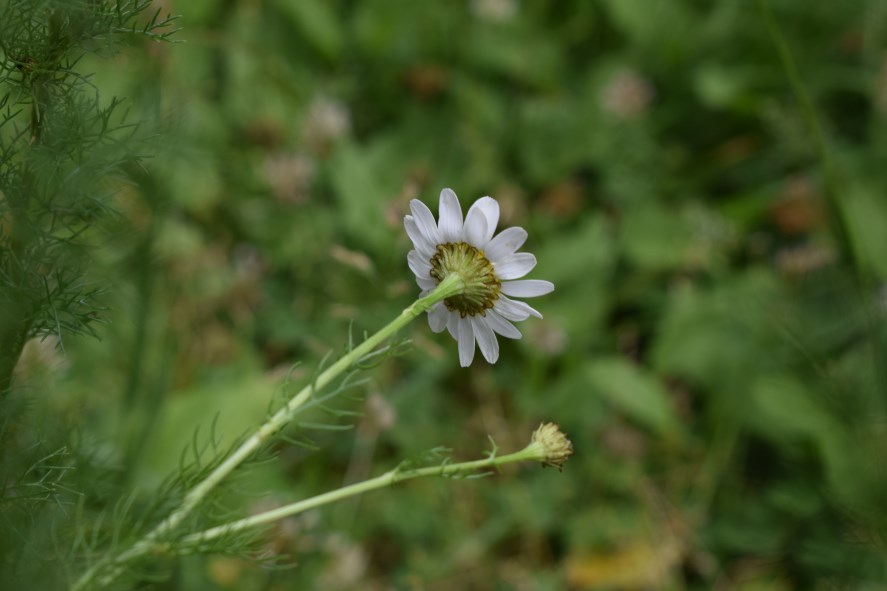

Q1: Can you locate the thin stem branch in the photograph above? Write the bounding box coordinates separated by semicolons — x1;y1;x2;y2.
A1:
757;0;862;281
176;445;537;549
70;274;465;591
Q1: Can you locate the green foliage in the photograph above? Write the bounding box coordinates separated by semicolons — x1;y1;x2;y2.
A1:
0;1;178;588
4;0;887;589
0;0;178;392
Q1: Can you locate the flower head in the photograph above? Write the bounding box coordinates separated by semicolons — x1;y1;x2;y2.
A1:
528;422;574;470
404;188;554;366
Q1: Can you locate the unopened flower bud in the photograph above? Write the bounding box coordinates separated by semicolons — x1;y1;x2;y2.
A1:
527;422;573;471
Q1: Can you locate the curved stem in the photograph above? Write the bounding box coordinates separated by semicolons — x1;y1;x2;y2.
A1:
757;0;862;280
70;274;464;591
177;445;536;550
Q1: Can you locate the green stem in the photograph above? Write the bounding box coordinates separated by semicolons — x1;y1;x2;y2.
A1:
70;274;465;591
177;445;538;550
0;322;29;396
0;299;36;396
757;0;862;279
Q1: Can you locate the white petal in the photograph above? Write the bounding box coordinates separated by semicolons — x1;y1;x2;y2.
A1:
483;310;522;339
404;216;435;258
447;312;460;340
427;303;448;333
416;275;437;290
409;199;441;245
494;253;537;280
466;197;499;245
407;249;432;279
457;317;475;367
484;227;527;262
500;279;554;298
438;188;463;242
493;298;528;321
463;205;488;248
494;295;542;321
471;316;499;364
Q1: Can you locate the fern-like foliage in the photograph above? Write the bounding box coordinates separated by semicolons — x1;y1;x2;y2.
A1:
0;1;177;588
0;0;178;394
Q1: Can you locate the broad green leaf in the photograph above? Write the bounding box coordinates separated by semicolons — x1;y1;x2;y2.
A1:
537;215;614;286
135;370;275;487
750;375;834;441
587;357;678;435
651;270;788;391
270;0;343;61
842;182;887;280
329;142;395;252
601;0;699;64
620;202;730;272
517;97;593;184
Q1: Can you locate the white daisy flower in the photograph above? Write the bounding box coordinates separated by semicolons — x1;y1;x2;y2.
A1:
404;188;554;367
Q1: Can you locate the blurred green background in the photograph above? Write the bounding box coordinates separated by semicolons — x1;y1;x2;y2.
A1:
21;0;887;588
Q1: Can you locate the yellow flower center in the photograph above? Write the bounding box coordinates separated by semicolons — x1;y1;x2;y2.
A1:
429;242;501;317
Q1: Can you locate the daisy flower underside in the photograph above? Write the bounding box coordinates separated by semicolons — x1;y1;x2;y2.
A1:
404;188;554;367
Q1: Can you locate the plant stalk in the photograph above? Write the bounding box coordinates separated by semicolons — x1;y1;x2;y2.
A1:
177;444;537;550
70;274;464;591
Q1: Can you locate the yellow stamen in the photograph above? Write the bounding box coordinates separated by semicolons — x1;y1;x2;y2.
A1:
429;242;501;317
